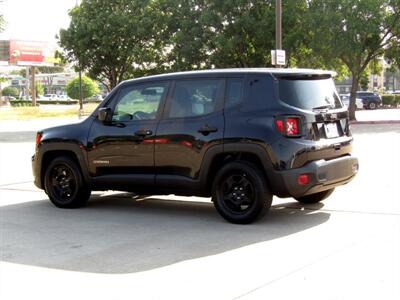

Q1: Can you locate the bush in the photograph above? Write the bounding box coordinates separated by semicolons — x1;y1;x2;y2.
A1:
66;76;99;100
10;100;79;107
395;94;400;106
37;100;78;105
9;100;33;107
382;94;395;106
2;86;19;97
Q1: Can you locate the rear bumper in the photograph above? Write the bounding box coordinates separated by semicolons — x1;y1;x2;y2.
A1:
271;155;359;198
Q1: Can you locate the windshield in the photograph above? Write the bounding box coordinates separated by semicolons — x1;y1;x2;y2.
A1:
278;77;342;110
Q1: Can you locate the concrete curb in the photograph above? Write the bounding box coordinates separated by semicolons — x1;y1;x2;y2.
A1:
350;120;400;125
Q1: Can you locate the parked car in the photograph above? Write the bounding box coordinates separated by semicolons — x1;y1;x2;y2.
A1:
5;96;17;100
42;94;58;100
340;94;363;110
356;91;382;109
57;95;70;100
32;68;359;224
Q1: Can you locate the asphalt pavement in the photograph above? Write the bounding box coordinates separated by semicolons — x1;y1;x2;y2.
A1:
0;111;400;300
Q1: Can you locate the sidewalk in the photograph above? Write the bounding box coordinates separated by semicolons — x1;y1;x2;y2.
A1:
351;108;400;124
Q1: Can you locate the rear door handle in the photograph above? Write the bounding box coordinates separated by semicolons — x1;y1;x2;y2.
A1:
198;125;218;135
134;129;153;137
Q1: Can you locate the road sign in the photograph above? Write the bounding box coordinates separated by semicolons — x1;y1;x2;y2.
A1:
271;49;286;66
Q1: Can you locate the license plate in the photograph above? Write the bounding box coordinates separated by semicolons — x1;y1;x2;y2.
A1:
324;122;339;138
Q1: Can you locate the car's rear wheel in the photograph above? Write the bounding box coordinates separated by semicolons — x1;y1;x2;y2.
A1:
44;156;91;208
212;161;272;224
295;188;334;204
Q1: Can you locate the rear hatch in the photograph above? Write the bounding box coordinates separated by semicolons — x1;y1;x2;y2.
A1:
277;74;349;141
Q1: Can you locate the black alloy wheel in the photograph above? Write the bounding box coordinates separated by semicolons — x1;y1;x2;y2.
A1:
221;173;255;214
44;156;91;208
212;161;272;224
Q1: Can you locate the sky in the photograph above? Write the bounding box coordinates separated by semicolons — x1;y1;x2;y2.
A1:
0;0;77;43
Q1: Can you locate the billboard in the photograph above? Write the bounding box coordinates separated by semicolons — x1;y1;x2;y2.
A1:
1;40;58;66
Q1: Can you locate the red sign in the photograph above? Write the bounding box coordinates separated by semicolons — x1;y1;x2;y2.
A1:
9;40;46;63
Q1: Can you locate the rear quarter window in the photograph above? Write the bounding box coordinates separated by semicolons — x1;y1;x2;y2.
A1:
243;75;276;111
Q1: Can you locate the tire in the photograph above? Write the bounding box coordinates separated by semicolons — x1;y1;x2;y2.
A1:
295;188;334;204
44;156;91;208
368;102;377;110
212;161;272;224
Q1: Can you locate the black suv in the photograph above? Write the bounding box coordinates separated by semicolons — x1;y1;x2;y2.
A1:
356;91;382;109
32;69;359;224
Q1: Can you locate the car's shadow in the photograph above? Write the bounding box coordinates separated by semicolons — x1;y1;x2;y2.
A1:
1;193;329;274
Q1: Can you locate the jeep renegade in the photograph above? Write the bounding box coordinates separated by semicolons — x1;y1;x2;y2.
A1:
32;68;359;224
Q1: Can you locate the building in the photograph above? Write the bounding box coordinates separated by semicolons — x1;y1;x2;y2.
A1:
10;72;76;96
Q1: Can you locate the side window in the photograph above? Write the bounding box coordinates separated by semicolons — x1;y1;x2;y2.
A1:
225;78;244;108
113;83;167;122
169;79;221;118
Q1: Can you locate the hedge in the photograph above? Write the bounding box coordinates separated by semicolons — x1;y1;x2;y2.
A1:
9;99;101;107
382;94;400;107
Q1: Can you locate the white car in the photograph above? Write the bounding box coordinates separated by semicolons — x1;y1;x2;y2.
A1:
340;95;363;110
58;95;70;100
42;94;58;100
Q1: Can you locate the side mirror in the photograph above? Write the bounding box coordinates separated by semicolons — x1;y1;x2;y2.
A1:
97;107;112;123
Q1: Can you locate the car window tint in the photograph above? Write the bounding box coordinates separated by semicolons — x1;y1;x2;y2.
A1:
169;79;221;118
278;77;342;110
225;78;244;108
113;83;167;122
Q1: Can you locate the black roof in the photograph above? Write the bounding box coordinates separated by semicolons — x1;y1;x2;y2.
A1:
122;68;336;85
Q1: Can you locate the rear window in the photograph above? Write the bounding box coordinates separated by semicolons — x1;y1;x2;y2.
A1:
278;76;342;110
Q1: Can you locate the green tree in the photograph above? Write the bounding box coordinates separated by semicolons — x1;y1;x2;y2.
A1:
307;0;400;120
0;75;8;98
66;75;99;100
159;0;314;70
2;86;19;98
11;68;39;78
59;0;162;90
0;0;4;33
35;81;44;97
37;66;65;74
385;44;400;70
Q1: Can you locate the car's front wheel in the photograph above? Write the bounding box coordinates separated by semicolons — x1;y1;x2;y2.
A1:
295;188;334;204
212;161;272;224
368;102;377;110
44;156;91;208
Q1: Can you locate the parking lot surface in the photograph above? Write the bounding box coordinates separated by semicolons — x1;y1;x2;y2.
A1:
0;117;399;300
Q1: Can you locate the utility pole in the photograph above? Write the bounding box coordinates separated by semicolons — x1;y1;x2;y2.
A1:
275;0;282;68
275;0;282;50
25;66;29;100
31;66;36;106
79;69;83;116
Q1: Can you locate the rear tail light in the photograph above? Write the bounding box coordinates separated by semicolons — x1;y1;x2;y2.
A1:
35;132;42;145
275;116;301;136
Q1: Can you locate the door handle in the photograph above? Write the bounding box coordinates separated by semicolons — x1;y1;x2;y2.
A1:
134;129;153;137
198;125;218;135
